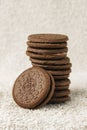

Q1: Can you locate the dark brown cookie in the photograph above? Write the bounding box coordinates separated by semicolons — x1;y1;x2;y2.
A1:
49;96;70;104
28;34;68;42
53;89;70;97
47;69;71;76
27;47;68;54
53;75;69;80
30;57;70;65
32;63;72;70
27;41;67;49
12;67;51;109
26;51;67;60
36;72;55;108
55;79;71;86
55;85;69;90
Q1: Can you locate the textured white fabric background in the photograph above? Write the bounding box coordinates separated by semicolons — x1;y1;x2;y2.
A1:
0;0;87;130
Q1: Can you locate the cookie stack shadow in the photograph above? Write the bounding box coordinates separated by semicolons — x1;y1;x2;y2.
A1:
26;34;72;104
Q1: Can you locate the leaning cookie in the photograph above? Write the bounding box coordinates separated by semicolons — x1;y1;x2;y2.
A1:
12;67;52;109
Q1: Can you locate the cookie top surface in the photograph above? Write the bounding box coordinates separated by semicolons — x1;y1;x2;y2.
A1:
12;67;50;109
28;34;68;42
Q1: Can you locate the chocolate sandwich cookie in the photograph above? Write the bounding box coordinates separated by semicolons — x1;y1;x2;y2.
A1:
53;89;70;97
49;96;70;104
55;79;71;86
27;41;67;49
36;72;55;108
53;75;69;80
30;57;70;65
27;47;68;54
28;34;68;43
32;63;72;70
26;51;67;60
55;85;69;90
47;69;71;76
12;67;51;109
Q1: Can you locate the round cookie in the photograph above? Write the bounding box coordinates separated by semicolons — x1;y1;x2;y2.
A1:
53;89;70;97
26;51;67;60
47;69;71;76
55;85;69;90
27;41;67;49
12;67;51;109
27;47;68;54
49;96;70;104
55;79;71;86
30;57;70;65
32;63;72;70
28;34;68;43
36;72;55;108
53;75;69;80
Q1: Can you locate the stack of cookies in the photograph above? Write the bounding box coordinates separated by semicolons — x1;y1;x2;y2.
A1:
26;34;72;104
